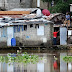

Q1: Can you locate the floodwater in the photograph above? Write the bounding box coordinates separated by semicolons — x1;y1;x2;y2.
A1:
0;49;72;72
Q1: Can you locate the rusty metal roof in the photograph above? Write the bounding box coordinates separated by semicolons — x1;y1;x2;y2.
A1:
0;13;65;26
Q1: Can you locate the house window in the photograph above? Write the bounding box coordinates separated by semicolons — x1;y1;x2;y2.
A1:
24;25;27;31
30;24;33;28
21;25;24;31
14;25;24;33
17;25;20;32
14;25;18;33
37;26;44;35
19;25;24;32
0;28;1;37
1;27;7;37
35;24;39;28
20;0;22;3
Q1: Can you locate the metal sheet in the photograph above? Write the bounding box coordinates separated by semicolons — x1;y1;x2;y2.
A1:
7;27;13;46
60;27;67;45
37;26;44;35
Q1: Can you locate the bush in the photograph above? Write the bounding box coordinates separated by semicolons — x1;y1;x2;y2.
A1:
48;2;69;14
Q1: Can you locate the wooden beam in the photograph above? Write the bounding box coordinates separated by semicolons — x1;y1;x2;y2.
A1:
0;11;30;15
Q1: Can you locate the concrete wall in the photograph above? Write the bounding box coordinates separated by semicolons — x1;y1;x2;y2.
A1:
32;0;48;9
0;0;48;10
6;0;20;10
0;27;7;47
14;23;53;46
0;0;4;8
20;0;32;8
0;37;7;47
0;23;53;47
0;0;32;10
0;0;20;10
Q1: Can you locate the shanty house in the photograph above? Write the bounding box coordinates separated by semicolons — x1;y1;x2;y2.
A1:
0;12;54;47
13;17;53;47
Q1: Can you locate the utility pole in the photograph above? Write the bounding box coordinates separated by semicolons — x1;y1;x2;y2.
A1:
37;0;40;7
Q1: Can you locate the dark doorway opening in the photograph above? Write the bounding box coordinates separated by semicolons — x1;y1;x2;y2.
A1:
54;27;60;45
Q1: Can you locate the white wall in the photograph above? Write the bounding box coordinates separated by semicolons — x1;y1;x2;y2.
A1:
7;26;14;46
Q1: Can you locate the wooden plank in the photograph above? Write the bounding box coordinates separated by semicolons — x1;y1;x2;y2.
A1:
0;11;30;15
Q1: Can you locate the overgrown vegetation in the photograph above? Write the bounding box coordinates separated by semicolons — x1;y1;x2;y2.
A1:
48;2;69;14
0;52;41;65
63;56;72;62
41;0;72;14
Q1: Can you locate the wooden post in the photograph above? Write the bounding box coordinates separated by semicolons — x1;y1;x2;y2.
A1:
67;23;68;45
67;51;68;72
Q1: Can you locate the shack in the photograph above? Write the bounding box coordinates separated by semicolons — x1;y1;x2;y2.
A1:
0;12;54;47
42;13;67;45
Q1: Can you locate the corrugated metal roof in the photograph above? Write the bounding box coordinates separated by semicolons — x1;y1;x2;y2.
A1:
9;8;38;12
0;13;63;26
42;13;64;20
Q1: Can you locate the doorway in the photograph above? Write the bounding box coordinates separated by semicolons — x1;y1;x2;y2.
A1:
54;27;60;45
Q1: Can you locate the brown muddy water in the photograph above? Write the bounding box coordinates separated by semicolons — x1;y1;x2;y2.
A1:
0;49;72;72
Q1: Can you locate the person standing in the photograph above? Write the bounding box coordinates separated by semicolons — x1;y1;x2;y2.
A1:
64;12;70;26
53;30;59;45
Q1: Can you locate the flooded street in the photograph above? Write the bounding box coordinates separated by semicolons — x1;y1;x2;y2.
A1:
0;49;72;72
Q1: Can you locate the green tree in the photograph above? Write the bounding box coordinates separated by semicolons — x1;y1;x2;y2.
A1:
41;0;72;14
41;0;62;4
41;0;52;2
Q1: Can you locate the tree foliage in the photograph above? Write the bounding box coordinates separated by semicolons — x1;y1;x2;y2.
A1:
41;0;72;13
41;0;52;2
63;56;72;63
48;2;69;14
41;0;62;3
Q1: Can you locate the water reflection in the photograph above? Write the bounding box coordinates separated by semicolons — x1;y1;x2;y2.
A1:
0;50;72;72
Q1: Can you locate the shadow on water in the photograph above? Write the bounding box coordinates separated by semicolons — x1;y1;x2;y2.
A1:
0;47;72;72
